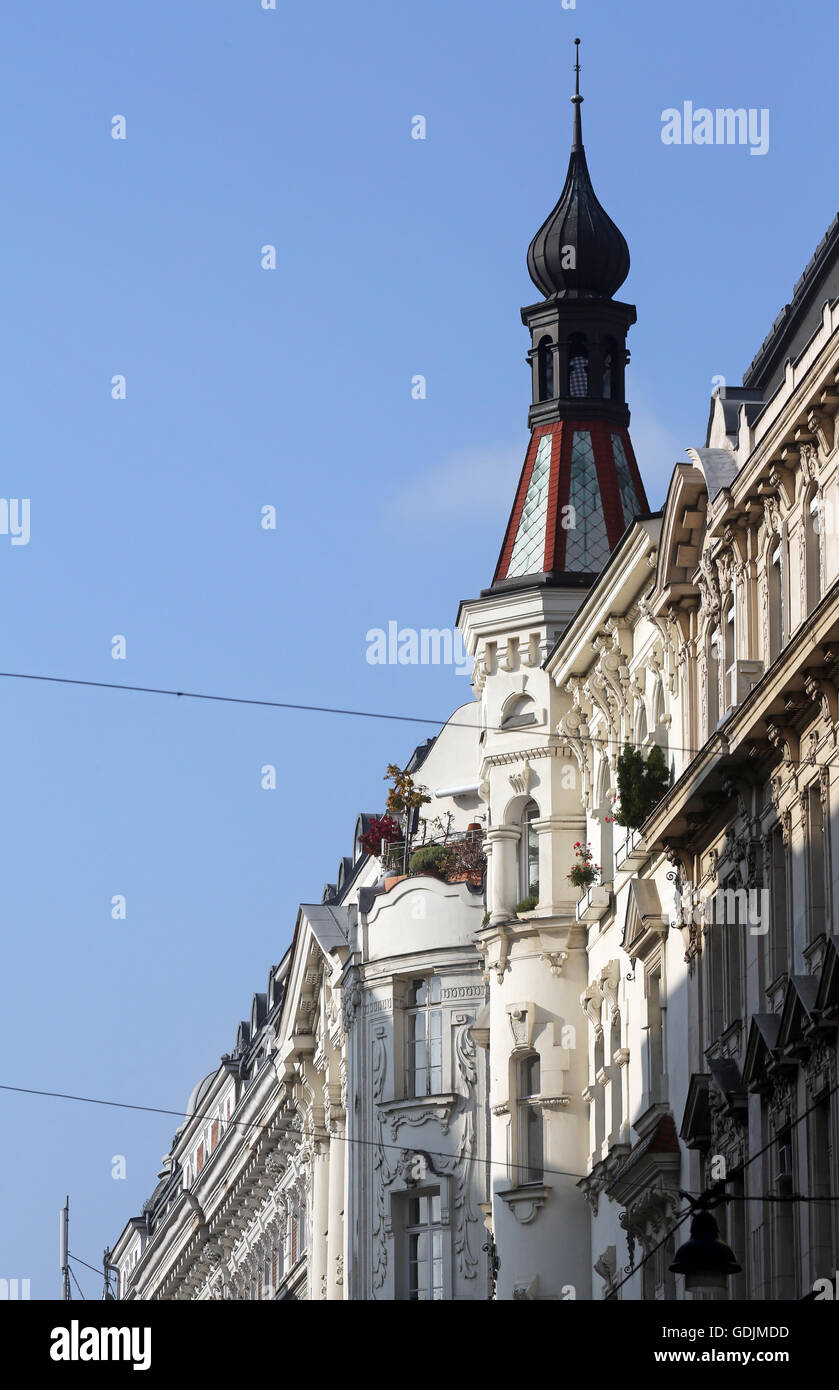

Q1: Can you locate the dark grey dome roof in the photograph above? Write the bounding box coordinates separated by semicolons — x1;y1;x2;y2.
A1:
526;47;629;301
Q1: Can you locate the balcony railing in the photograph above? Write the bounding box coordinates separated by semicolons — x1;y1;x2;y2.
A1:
379;827;485;886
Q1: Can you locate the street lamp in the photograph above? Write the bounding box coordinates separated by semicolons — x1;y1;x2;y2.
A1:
670;1192;741;1294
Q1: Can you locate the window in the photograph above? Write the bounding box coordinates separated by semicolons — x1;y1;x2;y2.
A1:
568;333;589;397
518;1053;543;1183
406;1192;444;1300
405;976;443;1096
772;1129;797;1299
723;602;735;712
806;493;823;613
520;800;540;900
646;967;665;1103
723;878;743;1027
767;823;789;986
596;763;613;883
807;782;828;944
809;1100;837;1282
635;701;648;747
707;628;721;733
290;1204;299;1265
537;336;554;401
602;337;617;399
768;545;784;660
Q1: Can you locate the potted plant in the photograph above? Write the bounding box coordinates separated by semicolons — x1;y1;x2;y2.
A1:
408;844;454;879
515;893;539;917
447;828;486;886
359;814;401;858
567;842;601;891
385;763;431;875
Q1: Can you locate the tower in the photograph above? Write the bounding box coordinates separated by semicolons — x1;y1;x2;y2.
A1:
492;38;648;592
458;41;650;1301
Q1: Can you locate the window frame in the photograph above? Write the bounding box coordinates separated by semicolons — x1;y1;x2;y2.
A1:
404;975;444;1098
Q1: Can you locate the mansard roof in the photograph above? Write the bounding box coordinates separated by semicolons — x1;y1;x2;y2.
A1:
744;211;839;399
298;902;350;956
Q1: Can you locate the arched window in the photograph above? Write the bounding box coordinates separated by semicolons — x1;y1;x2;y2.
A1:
520;800;540;901
537;336;554;401
518;1053;543;1184
635;701;648;747
568;333;589;398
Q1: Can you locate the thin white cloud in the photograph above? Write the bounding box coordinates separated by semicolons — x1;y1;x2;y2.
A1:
384;442;524;522
384;400;691;526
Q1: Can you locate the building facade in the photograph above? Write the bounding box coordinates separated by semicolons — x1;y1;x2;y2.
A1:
111;63;839;1301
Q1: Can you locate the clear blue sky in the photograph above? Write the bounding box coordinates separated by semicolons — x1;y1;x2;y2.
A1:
0;0;833;1297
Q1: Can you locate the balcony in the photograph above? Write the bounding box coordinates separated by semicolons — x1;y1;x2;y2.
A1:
615;827;649;875
363;874;486;961
379;827;485;890
576;882;613;925
724;659;764;714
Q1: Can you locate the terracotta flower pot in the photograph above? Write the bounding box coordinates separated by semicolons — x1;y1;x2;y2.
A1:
384;874;407;892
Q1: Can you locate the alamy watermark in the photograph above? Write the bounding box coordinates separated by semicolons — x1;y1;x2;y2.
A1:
676;886;770;936
0;499;29;545
661;103;769;157
366;622;471;677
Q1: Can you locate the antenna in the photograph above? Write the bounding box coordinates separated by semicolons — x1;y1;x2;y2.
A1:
59;1195;71;1300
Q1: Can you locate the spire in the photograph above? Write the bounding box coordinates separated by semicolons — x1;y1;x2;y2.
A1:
488;44;648;594
572;36;583;151
526;40;630;301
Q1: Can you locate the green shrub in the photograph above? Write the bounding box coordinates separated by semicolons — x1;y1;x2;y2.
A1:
615;742;671;829
408;844;454;878
515;894;539;914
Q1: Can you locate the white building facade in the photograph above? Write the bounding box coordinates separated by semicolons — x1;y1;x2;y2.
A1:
111;80;839;1302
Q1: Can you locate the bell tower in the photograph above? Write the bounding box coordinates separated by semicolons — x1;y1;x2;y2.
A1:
492;38;648;591
457;43;650;1299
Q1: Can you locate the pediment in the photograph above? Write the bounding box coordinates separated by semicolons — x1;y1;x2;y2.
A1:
621;877;669;961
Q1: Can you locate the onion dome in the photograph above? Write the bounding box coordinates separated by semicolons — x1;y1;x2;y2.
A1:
526;40;630;301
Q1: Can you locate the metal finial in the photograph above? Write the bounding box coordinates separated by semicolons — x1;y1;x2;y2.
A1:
571;38;583;148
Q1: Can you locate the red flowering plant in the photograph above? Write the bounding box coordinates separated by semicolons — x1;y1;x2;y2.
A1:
359;814;401;858
567;841;601;890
